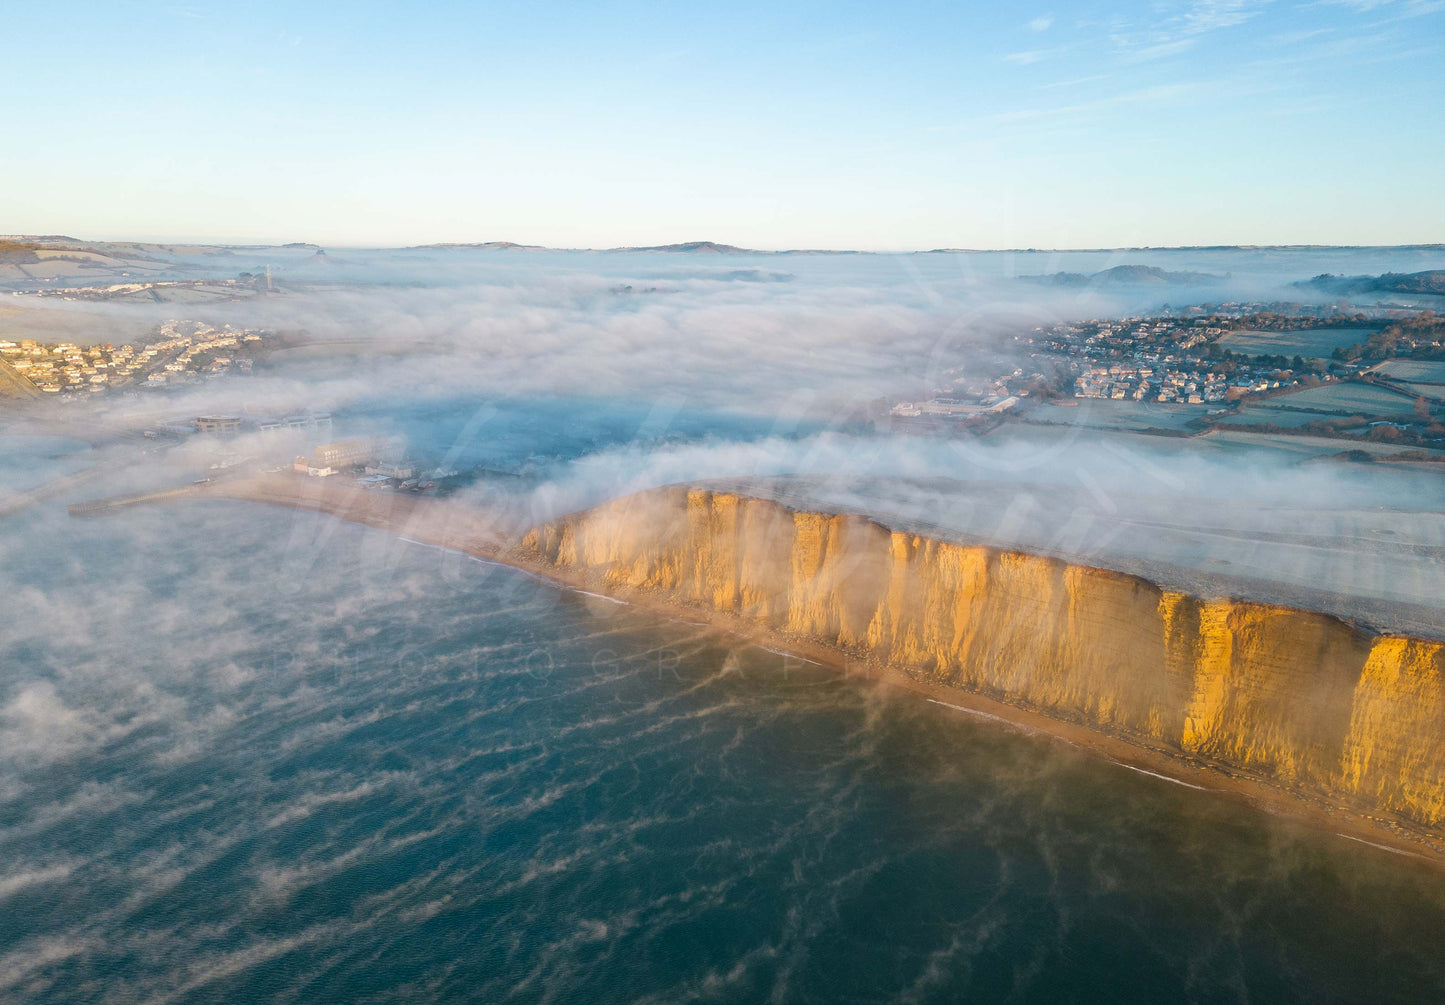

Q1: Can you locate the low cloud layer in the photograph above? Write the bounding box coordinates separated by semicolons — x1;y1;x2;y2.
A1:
10;244;1440;429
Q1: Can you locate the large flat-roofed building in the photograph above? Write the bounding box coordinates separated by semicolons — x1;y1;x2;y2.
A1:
293;456;336;477
195;415;242;435
364;461;415;479
259;412;333;437
310;436;403;469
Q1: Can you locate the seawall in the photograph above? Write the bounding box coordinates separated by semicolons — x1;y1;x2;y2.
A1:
519;486;1445;831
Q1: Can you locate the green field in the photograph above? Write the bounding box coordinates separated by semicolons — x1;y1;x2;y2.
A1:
1216;327;1375;358
1205;428;1445;459
1261;383;1418;417
1025;399;1211;431
1213;408;1339;429
1375;359;1445;385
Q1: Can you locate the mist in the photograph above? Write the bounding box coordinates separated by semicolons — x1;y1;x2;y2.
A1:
15;243;1444;423
9;243;1445;584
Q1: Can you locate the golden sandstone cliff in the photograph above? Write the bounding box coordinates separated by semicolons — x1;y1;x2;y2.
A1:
519;487;1445;830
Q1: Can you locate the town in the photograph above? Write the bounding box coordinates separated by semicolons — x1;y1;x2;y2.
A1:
0;320;268;397
1039;314;1331;404
890;304;1445;452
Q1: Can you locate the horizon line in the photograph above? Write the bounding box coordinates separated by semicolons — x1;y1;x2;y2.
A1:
7;235;1445;257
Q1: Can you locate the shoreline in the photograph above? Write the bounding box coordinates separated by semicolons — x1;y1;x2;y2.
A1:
177;473;1445;867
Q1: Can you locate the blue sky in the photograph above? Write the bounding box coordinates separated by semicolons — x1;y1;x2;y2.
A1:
5;1;1443;248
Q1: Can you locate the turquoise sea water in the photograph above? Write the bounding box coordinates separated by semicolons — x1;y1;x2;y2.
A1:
2;501;1445;1003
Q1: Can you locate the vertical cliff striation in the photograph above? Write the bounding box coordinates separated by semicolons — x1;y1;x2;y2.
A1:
519;487;1445;829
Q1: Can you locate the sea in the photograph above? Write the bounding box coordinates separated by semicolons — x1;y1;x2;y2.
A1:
3;490;1445;1004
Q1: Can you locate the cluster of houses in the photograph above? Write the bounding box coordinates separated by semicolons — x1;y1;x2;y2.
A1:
0;320;263;395
1031;318;1222;360
141;322;261;388
1073;365;1231;404
1;339;138;393
290;436;451;492
1028;317;1311;405
293;436;407;477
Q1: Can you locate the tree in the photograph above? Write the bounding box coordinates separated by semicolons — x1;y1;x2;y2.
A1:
1415;397;1433;422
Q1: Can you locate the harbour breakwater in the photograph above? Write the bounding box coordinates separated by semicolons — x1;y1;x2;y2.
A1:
519;487;1445;831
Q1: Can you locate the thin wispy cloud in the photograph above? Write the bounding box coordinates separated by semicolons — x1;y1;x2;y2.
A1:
1362;0;1445;22
1318;0;1445;12
1027;15;1055;31
1181;0;1269;33
1110;0;1274;61
1247;26;1430;68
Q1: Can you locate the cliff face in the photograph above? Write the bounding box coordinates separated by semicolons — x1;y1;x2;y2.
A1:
519;488;1445;828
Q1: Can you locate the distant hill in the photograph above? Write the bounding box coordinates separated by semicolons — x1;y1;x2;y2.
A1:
7;235;1442;259
0;238;171;267
1297;270;1445;297
407;239;854;255
410;241;549;252
1021;264;1226;287
0;241;43;264
611;241;750;254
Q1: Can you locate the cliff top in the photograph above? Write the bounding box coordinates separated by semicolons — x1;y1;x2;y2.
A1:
693;475;1445;641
